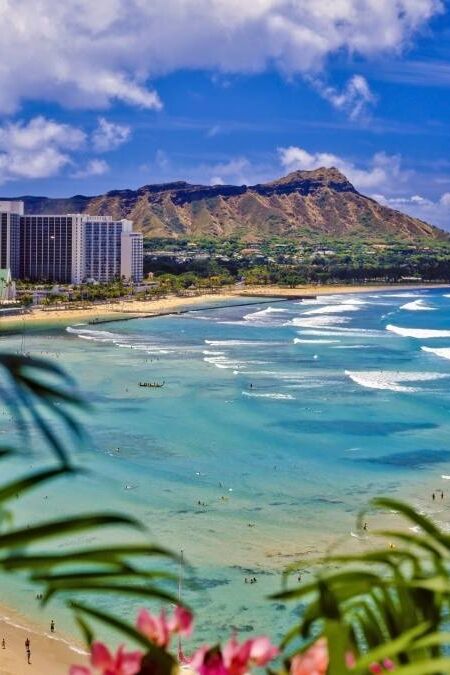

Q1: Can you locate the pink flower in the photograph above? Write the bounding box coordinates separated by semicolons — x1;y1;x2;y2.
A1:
290;638;328;675
137;609;170;647
137;605;193;648
247;637;279;666
69;642;143;675
191;646;228;675
168;606;194;637
190;636;278;675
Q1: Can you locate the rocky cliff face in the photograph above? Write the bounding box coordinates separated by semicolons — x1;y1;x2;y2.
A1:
15;168;445;241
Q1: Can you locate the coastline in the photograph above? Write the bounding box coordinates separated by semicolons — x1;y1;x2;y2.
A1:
0;604;88;674
1;280;450;670
1;282;449;330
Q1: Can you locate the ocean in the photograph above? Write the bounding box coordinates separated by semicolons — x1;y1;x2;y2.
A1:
1;287;450;647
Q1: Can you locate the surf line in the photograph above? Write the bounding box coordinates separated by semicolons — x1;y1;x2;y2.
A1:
87;295;316;325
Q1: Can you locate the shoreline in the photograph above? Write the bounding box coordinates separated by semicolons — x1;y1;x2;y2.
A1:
1;282;448;331
1;280;450;670
0;604;88;674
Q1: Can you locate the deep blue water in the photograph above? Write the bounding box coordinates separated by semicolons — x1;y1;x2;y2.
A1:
1;287;450;646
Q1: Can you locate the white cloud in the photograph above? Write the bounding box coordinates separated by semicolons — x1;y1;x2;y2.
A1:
0;116;85;183
0;0;442;113
373;192;450;230
72;159;109;179
92;118;131;152
208;158;252;185
310;75;376;119
278;146;408;191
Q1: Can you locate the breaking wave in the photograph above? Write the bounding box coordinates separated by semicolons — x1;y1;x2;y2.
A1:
386;324;450;338
421;346;450;360
345;370;449;392
400;299;435;311
293;338;340;344
303;303;362;315
242;392;295;400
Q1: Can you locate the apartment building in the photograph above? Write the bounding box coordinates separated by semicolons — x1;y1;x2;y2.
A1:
0;202;143;284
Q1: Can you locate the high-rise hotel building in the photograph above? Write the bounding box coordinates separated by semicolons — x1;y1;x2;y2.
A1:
0;201;143;284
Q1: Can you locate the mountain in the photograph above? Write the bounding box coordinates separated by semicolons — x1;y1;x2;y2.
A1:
14;168;445;241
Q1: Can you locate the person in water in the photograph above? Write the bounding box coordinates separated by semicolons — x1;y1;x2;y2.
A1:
50;620;55;633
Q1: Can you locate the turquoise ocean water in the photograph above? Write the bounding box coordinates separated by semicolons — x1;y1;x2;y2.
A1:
2;287;450;647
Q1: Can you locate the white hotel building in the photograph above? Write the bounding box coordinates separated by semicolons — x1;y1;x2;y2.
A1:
0;201;143;284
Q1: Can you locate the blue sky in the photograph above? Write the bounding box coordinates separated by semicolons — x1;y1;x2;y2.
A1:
1;1;450;227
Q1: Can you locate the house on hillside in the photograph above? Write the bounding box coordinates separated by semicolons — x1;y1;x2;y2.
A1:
0;269;16;303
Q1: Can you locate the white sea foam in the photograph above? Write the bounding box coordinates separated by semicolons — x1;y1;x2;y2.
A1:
204;355;268;370
386;324;450;338
204;339;276;347
204;356;243;370
202;350;225;356
401;299;435;311
421;346;450;360
303;303;361;315
242;391;295;400
379;292;423;298
66;326;122;341
243;306;288;321
345;369;449;392
297;327;384;338
293;338;340;344
290;316;349;328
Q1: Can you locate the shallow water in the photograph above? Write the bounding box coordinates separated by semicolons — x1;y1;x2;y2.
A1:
1;288;450;646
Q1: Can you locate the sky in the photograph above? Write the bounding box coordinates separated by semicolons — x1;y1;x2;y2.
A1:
1;1;450;228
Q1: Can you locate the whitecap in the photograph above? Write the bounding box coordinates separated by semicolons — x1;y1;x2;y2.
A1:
401;299;435;311
243;306;288;321
204;339;276;347
387;324;450;338
290;316;349;328
345;369;449;392
293;338;340;344
421;346;450;360
242;392;295;400
66;326;122;341
379;292;423;298
303;303;361;315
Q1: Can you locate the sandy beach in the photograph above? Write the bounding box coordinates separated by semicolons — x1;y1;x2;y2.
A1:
0;608;88;674
1;282;449;329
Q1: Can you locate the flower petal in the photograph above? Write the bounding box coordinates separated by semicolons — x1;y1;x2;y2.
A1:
91;642;113;669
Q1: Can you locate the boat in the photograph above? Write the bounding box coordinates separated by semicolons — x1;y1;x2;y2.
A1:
138;381;165;388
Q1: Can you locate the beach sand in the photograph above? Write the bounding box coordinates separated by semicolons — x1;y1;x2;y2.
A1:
0;608;88;674
1;282;448;329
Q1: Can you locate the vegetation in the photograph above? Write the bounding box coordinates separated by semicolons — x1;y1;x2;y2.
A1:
144;237;450;286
